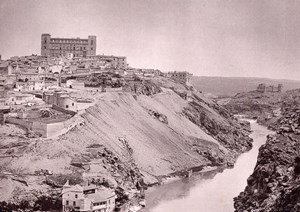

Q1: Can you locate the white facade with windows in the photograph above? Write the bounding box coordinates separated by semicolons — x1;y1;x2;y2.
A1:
62;181;116;212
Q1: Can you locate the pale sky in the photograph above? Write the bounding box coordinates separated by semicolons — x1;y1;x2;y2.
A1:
1;0;300;80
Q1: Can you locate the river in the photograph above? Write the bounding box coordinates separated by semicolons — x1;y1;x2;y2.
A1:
143;120;273;212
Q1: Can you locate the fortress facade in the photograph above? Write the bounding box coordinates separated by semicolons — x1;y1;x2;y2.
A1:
41;34;96;57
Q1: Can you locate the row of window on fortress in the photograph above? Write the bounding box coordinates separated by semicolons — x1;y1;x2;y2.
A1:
44;46;93;50
44;39;94;44
51;54;84;57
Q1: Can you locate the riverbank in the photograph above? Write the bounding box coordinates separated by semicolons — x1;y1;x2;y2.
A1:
234;103;300;212
141;120;273;212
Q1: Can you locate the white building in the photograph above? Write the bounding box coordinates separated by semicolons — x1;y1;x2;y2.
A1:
50;65;63;74
62;180;116;212
15;80;45;91
43;91;94;112
5;92;43;106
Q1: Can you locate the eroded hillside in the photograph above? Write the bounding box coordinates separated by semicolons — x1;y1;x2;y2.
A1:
0;78;252;209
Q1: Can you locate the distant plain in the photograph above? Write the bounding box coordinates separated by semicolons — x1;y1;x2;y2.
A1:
192;76;300;96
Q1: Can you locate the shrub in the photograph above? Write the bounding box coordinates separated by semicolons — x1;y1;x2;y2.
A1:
294;157;300;175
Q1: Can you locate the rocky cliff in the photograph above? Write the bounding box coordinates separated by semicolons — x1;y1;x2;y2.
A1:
234;95;300;212
222;89;300;127
222;91;283;118
0;77;253;210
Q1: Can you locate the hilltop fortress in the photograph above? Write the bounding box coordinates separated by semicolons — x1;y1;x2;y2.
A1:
41;34;96;57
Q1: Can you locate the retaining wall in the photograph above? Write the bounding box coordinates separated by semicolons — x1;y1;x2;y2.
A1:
6;113;80;138
46;121;65;137
52;104;76;115
32;121;48;136
6;117;33;132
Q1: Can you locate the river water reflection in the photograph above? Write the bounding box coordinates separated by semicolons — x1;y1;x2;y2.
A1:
144;120;273;212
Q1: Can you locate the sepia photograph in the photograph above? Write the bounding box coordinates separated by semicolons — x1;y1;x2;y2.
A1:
0;0;299;211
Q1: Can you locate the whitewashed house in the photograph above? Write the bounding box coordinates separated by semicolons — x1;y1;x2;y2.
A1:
62;180;116;212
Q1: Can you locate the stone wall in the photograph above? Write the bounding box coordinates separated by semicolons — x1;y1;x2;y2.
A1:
46;114;80;137
52;104;76;115
46;122;65;137
76;102;94;111
32;121;48;137
6;113;80;138
6;117;33;132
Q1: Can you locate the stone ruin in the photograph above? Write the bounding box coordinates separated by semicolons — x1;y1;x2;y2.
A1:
257;83;283;93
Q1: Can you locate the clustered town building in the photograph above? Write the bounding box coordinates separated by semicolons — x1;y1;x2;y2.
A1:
0;33;194;211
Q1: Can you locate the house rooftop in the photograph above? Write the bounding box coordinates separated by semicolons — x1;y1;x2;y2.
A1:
60;94;70;98
18;72;39;75
88;189;115;202
62;184;83;194
0;63;8;68
8;92;34;98
84;185;98;191
74;98;94;103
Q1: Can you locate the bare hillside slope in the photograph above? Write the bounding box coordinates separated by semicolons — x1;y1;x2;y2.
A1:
0;79;252;209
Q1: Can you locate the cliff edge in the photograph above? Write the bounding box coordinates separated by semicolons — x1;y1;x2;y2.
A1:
234;93;300;212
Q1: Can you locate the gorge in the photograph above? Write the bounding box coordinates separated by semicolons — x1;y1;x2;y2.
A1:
143;120;273;212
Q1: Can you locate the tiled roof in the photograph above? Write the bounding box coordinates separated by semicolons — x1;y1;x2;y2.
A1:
89;189;115;202
83;185;98;191
62;184;84;194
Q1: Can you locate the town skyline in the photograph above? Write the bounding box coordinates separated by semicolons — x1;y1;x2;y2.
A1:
1;0;300;80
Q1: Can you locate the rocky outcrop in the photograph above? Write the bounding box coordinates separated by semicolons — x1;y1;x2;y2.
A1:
234;101;300;212
124;79;162;96
223;91;277;117
147;109;168;124
184;93;253;154
222;89;300;128
189;138;231;166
